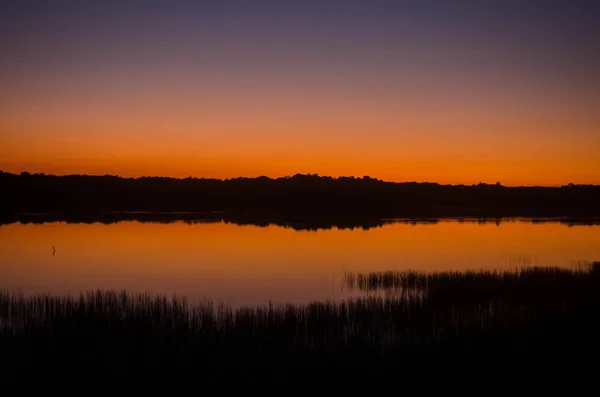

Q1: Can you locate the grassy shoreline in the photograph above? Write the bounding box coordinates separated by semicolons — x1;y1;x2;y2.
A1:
2;263;600;374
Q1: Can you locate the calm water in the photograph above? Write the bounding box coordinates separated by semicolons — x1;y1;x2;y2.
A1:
1;218;599;307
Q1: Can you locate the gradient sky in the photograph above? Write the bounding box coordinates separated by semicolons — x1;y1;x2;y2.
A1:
1;0;599;186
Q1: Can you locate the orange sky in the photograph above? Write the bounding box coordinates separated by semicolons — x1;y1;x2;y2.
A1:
2;94;598;186
1;1;599;186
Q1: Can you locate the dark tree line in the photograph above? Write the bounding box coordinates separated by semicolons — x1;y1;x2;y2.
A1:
1;171;599;218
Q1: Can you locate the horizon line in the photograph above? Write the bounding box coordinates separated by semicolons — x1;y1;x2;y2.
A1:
2;169;597;189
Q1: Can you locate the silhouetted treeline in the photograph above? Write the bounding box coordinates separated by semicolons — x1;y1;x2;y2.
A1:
2;171;600;217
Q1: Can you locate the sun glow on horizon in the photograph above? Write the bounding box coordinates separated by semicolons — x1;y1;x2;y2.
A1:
1;1;599;186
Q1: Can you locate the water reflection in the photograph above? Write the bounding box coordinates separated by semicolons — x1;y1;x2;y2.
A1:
1;217;599;307
2;212;600;230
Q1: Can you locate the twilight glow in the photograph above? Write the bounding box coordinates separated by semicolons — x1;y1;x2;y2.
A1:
1;0;599;186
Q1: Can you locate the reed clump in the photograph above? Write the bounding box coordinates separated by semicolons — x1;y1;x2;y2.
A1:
1;263;599;374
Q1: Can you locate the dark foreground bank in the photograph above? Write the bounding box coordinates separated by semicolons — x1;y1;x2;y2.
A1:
2;263;599;379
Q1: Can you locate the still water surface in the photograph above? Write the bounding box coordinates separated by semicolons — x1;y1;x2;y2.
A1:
1;218;599;307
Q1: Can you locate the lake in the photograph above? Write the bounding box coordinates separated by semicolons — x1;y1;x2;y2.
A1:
1;217;599;307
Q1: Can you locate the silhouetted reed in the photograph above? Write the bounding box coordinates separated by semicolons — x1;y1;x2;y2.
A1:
2;263;600;375
344;263;600;304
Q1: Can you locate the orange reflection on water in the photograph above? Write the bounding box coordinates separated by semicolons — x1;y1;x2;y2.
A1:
1;219;599;306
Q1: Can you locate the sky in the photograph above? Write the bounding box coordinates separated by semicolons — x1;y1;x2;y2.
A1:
1;0;599;186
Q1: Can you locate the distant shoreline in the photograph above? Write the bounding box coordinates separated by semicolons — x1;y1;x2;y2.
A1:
3;170;598;188
2;171;600;220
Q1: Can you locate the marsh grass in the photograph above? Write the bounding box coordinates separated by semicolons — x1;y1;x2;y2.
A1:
1;263;599;375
